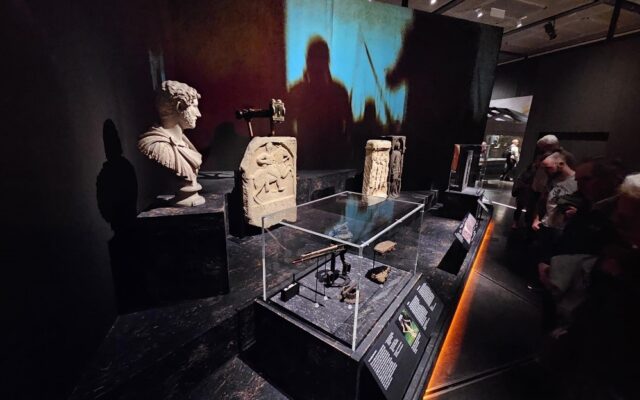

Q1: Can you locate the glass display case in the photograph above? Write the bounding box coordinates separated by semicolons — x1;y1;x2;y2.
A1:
448;143;487;193
261;192;424;351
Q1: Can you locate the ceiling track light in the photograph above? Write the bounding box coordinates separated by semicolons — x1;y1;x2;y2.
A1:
475;8;483;18
430;0;438;6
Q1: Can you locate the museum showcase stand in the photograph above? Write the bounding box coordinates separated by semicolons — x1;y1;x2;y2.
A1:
74;101;491;399
73;171;492;399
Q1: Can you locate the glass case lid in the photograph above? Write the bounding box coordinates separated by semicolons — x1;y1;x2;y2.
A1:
263;191;423;248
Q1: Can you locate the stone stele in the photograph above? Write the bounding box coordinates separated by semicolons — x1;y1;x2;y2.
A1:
362;140;391;198
240;137;297;227
381;135;406;198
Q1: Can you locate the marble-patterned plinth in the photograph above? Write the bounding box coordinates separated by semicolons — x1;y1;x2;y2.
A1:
270;254;412;346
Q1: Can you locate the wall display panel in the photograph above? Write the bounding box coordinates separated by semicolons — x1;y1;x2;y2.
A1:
167;0;501;189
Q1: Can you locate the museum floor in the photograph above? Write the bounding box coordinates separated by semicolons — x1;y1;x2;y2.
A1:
71;182;567;399
426;182;564;400
189;183;565;399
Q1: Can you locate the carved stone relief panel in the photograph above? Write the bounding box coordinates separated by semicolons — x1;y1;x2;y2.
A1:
240;137;297;227
381;135;406;198
362;140;391;198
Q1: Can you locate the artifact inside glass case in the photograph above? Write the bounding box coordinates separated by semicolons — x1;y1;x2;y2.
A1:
261;192;423;350
448;143;486;193
137;80;205;207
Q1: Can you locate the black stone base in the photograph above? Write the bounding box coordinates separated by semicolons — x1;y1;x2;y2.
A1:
438;190;481;220
126;193;229;312
248;273;435;400
269;254;413;347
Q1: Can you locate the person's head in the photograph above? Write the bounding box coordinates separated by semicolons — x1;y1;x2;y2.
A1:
304;36;330;83
541;149;575;178
614;173;640;247
156;80;201;130
512;139;519;146
536;135;560;154
575;157;626;203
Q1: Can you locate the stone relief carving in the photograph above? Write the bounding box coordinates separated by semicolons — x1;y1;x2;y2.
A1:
138;80;205;207
362;140;391;198
382;135;406;198
240;137;297;227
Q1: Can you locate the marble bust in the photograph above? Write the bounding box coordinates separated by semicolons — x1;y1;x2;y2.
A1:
138;80;205;206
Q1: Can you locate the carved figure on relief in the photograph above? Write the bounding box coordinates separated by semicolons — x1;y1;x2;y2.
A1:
383;136;406;198
252;142;294;204
240;137;297;227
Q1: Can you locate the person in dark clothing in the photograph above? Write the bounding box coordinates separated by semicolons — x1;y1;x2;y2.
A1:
549;173;640;399
554;157;627;256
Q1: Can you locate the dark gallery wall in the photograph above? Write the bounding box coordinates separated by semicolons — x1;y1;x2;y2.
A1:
164;0;502;189
1;0;501;398
0;1;171;398
492;34;640;172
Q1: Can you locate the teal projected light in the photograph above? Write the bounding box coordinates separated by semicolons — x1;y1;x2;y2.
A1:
286;0;412;124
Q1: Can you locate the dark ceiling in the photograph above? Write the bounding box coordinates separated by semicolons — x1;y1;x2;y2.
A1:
376;0;640;64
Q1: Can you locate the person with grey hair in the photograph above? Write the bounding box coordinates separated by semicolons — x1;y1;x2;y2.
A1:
552;172;640;397
512;135;561;229
138;80;205;206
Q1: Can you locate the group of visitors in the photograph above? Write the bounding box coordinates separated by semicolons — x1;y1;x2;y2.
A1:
510;135;639;398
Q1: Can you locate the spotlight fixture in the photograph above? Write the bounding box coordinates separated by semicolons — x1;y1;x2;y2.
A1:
475;8;483;18
430;0;437;6
544;20;557;40
516;18;523;28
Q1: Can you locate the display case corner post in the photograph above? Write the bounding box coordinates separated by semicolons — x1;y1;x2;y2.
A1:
352;288;360;352
262;221;267;301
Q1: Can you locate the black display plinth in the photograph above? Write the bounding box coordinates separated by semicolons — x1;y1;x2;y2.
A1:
438;189;482;220
248;274;444;400
296;169;358;203
133;194;229;311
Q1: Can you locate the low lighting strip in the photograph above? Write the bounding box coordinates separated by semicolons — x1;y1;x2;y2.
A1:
423;221;495;398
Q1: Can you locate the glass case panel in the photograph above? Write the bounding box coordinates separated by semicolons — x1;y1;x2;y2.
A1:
262;192;423;350
448;143;486;193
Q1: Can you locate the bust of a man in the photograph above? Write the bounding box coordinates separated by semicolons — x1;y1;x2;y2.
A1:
138;80;205;206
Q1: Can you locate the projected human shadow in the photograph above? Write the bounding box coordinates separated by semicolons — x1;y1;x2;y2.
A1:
287;36;353;170
352;98;384;168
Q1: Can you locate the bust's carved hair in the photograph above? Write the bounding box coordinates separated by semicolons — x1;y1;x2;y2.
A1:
156;80;201;120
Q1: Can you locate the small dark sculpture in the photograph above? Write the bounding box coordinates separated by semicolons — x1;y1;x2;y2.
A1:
236;99;285;137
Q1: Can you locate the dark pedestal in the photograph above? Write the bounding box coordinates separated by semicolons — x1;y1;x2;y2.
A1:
296;169;358;203
438;190;481;220
132;194;229;311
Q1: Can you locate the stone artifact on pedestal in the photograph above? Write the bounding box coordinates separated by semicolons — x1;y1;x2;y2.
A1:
362;140;391;198
382;135;406;198
240;137;297;227
138;80;205;207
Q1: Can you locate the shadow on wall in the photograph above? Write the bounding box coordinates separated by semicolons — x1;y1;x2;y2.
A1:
286;36;354;169
207;122;251;170
386;12;497;190
96;119;147;312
